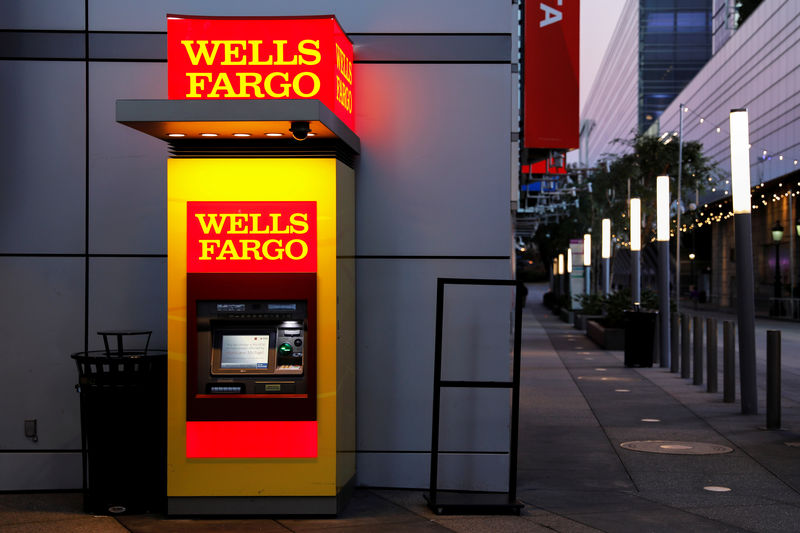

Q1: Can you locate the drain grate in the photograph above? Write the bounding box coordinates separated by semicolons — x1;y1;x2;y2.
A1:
620;440;734;455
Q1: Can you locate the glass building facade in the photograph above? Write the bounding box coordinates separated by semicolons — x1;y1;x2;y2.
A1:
581;0;712;165
639;0;712;133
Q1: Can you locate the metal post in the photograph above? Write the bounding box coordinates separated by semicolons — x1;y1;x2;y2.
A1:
693;316;703;385
767;330;781;430
632;250;641;305
584;265;591;297
723;320;736;403
658;240;670;367
602;257;610;296
790;200;795;313
681;314;691;379
676;103;684;314
706;318;718;393
670;312;680;373
773;241;781;316
735;213;758;414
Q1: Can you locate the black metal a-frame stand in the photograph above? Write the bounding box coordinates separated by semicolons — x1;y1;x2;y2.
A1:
424;278;524;515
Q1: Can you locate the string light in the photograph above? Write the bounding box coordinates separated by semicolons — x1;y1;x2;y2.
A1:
666;105;799;180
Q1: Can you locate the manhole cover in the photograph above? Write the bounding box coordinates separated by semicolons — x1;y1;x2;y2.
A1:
620;440;734;455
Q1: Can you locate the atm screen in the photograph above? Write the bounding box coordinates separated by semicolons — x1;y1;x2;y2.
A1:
210;328;276;375
220;335;271;369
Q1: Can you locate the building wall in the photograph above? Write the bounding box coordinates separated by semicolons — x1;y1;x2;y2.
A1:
581;0;640;165
581;0;712;166
657;0;800;184
0;1;517;491
657;0;800;310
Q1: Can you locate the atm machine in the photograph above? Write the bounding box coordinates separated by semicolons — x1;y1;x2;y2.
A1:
117;15;358;515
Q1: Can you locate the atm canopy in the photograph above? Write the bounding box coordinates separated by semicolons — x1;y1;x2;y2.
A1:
116;99;360;156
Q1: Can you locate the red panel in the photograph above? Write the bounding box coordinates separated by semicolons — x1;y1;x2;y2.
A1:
521;160;567;175
524;1;579;150
187;201;316;274
167;15;355;132
186;421;318;458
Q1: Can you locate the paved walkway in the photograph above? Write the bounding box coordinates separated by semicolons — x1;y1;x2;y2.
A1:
3;282;800;532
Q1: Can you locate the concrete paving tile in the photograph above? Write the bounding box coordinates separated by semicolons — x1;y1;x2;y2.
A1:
517;469;634;492
278;490;427;531
433;513;593;533
517;489;649;514
116;515;287;533
0;515;127;532
689;503;800;533
633;471;800;507
285;521;454;533
360;489;445;521
566;506;749;533
0;492;84;513
521;513;606;533
0;492;86;526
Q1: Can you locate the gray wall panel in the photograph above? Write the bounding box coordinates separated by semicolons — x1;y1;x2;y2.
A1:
0;258;84;451
355;64;511;256
0;61;85;254
87;257;167;352
89;62;167;255
357;452;508;491
89;32;168;61
0;453;81;490
0;32;84;59
356;258;512;455
89;0;511;33
352;34;511;62
0;1;85;30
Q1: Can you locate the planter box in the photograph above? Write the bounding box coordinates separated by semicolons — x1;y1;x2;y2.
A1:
586;319;625;350
559;309;574;323
574;313;604;330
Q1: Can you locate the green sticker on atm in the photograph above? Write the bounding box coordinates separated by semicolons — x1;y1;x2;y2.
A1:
265;384;281;392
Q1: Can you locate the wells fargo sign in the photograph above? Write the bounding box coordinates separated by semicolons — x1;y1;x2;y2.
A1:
167;15;355;131
186;201;317;273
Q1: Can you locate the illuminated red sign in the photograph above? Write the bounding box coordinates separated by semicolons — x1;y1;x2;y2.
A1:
186;421;317;458
524;1;579;150
167;15;355;131
186;201;316;273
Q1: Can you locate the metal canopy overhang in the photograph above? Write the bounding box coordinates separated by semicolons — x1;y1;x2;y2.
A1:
115;99;360;155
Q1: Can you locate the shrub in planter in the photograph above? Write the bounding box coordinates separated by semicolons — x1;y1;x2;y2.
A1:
576;293;604;316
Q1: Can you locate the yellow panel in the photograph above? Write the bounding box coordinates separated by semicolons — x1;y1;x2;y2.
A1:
167;158;340;497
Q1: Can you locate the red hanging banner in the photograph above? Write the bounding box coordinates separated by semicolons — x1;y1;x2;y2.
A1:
523;1;579;150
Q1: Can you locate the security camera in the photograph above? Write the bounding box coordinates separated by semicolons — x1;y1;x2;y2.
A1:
290;121;311;141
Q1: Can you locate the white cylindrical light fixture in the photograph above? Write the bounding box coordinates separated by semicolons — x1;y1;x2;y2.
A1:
583;234;591;266
602;219;611;259
558;253;564;275
730;109;752;214
567;248;572;273
630;198;641;251
656;176;669;241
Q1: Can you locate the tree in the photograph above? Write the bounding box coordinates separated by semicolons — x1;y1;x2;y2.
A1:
587;133;722;247
531;133;722;273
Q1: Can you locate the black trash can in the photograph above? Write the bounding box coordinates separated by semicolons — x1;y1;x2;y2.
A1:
71;331;166;515
623;310;657;367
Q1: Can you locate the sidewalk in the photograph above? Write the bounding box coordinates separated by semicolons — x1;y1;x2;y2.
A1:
3;282;800;532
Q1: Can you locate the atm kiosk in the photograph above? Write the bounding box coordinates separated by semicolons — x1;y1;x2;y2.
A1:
117;15;357;515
